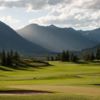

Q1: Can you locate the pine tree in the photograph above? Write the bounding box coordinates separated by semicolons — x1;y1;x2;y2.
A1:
61;50;66;61
14;52;20;61
61;50;70;62
13;51;20;66
1;50;6;66
90;52;95;61
1;50;21;67
96;48;100;60
72;55;79;62
51;56;54;61
70;53;79;62
10;50;14;59
65;51;70;61
6;52;12;66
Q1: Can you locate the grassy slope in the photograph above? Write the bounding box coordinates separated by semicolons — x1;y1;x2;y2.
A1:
0;62;100;86
0;61;100;100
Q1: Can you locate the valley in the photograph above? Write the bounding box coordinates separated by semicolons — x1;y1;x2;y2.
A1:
0;21;100;100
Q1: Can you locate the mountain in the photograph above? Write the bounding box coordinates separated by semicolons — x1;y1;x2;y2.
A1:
77;28;100;53
18;24;97;52
82;28;100;42
0;21;50;55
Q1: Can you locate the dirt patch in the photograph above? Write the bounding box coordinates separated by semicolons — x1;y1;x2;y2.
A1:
10;85;100;96
0;90;53;95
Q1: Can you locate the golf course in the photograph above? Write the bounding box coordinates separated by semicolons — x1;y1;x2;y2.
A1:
0;61;100;100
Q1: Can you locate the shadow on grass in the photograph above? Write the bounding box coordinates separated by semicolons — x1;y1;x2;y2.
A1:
0;61;53;71
0;67;12;71
0;89;54;94
75;61;100;66
91;84;100;86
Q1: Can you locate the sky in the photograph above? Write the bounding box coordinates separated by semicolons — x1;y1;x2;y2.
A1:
0;0;100;30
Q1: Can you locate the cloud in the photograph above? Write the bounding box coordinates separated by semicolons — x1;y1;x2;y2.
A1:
0;16;20;29
29;5;100;30
83;0;100;10
0;7;6;10
0;0;73;10
0;0;100;30
0;0;100;10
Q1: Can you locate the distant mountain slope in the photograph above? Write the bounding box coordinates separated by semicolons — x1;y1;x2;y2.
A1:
0;21;50;55
18;24;97;52
83;28;100;42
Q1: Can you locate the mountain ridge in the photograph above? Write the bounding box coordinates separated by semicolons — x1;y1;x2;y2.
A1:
0;21;50;55
18;24;98;52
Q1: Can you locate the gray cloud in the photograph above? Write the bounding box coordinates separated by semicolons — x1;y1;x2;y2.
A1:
0;0;99;10
83;0;100;10
48;0;72;5
0;0;72;10
88;0;100;9
0;0;100;30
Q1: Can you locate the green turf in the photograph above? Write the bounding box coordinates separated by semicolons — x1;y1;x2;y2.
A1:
0;61;100;87
0;61;100;100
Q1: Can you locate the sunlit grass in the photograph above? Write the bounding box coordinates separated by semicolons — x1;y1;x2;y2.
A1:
0;61;100;86
0;61;100;100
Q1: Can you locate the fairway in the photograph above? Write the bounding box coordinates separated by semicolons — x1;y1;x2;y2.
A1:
0;62;100;100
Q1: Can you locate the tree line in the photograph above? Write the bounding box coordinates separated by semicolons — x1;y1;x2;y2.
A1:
0;50;20;67
82;48;100;61
47;48;100;63
47;50;79;62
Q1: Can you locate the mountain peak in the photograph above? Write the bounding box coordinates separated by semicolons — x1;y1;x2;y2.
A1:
49;24;60;29
49;24;56;27
28;23;39;27
0;21;49;55
18;23;97;52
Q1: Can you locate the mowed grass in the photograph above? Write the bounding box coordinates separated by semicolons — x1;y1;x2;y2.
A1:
0;61;100;100
0;61;100;86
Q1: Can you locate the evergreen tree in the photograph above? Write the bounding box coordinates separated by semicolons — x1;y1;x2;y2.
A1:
61;50;66;61
13;51;20;66
10;50;14;60
70;53;79;62
14;52;20;61
51;56;54;61
6;52;12;66
96;48;100;60
90;52;95;61
1;50;6;66
61;50;70;62
65;51;70;61
82;51;95;61
1;50;20;67
72;55;79;62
